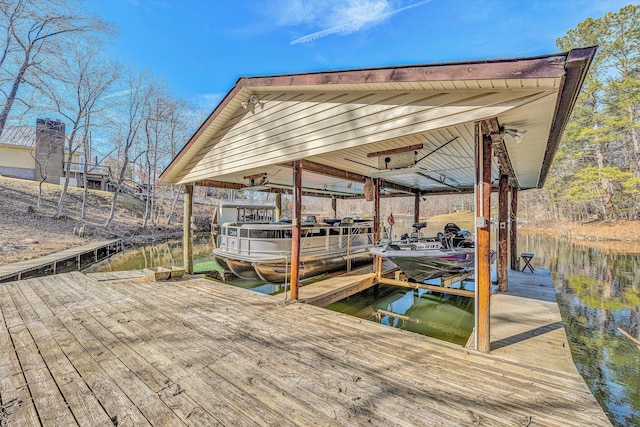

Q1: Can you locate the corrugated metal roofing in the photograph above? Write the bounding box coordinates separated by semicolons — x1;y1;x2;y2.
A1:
0;125;35;148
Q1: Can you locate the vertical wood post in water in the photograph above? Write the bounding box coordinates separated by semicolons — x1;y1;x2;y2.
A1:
498;173;509;292
374;178;381;276
289;160;302;301
331;197;337;219
510;188;518;270
275;192;282;221
475;124;492;353
414;192;420;224
183;183;194;274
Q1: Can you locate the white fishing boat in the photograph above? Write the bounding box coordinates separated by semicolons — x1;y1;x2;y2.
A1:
213;217;374;283
371;223;475;282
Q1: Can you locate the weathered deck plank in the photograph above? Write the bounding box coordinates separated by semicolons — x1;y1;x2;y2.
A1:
490;268;578;373
30;276;152;426
0;271;611;426
106;276;607;426
150;278;605;426
0;284;41;427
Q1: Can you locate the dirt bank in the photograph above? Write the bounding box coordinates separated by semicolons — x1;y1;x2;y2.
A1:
0;176;206;265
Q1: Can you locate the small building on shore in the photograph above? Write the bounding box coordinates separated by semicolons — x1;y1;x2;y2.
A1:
0;118;111;190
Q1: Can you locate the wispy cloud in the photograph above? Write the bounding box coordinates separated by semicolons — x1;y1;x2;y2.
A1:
193;93;224;112
278;0;431;45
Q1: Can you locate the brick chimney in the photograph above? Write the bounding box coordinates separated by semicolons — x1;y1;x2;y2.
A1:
35;118;65;184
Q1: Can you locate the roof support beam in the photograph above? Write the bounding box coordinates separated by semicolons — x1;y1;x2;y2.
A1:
366;144;423;158
510;187;519;271
289;160;302;301
195;180;245;190
475;122;492;354
481;117;518;189
195;178;350;198
498;173;509;292
194;177;489;197
278;160;418;195
183;183;194;275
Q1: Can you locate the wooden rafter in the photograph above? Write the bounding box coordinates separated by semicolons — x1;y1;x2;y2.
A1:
195;180;245;190
482;117;518;188
278;160;417;195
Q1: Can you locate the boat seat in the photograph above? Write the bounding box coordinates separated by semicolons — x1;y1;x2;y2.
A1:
412;222;427;230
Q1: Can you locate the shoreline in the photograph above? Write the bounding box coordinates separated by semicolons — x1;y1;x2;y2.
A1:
521;220;640;242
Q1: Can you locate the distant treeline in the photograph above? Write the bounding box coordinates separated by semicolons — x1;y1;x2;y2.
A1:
532;5;640;222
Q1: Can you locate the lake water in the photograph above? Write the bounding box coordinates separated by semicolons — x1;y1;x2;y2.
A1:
88;229;639;426
85;233;216;273
518;233;639;427
326;285;475;345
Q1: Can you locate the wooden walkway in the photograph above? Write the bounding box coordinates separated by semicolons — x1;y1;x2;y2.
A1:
0;271;611;426
298;261;396;306
0;240;122;283
490;268;579;372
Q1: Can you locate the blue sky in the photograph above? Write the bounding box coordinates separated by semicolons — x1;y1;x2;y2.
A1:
84;0;631;111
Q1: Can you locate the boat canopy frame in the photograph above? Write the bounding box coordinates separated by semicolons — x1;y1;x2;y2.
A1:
162;47;596;354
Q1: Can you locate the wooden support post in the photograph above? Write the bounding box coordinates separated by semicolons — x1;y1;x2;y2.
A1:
373;178;381;242
289;160;302;301
373;178;381;275
475;123;492;354
414;192;420;224
275;192;282;221
498;173;509;292
510;187;518;271
331;197;337;219
183;183;194;274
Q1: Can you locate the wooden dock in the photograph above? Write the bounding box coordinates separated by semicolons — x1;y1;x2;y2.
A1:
0;270;611;426
489;268;580;371
298;261;396;306
0;239;122;283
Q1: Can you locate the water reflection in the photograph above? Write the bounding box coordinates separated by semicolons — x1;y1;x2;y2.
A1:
326;285;474;346
85;233;216;273
519;234;640;427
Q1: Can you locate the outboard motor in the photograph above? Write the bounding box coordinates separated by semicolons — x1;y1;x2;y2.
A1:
443;223;461;235
442;223;464;249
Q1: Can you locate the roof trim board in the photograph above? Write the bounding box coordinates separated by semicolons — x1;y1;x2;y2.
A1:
161;48;597;198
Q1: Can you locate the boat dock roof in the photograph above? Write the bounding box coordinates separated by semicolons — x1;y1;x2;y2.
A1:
0;270;610;426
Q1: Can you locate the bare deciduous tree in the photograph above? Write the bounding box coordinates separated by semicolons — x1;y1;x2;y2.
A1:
0;0;113;137
39;46;121;218
105;69;151;229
